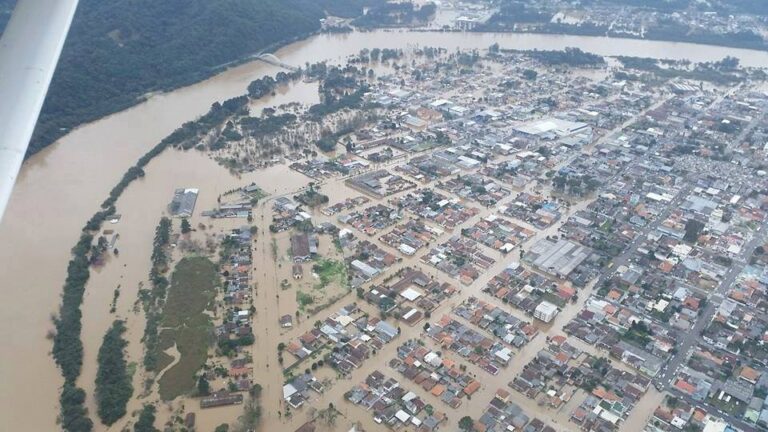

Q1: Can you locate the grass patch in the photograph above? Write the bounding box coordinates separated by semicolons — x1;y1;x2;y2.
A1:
297;291;314;308
333;238;343;253
158;326;211;400
157;257;217;400
312;259;347;289
599;219;613;232
306;291;352;316
154;329;176;373
127;362;138;378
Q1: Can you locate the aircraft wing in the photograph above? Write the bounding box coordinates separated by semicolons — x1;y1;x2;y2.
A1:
0;0;80;220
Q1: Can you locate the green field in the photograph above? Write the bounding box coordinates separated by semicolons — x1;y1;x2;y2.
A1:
312;259;347;289
154;329;176;374
157;257;218;400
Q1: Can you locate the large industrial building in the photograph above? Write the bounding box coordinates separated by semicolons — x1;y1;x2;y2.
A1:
526;238;592;278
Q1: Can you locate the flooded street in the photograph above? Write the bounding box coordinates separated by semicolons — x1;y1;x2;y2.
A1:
78;150;311;429
1;28;766;431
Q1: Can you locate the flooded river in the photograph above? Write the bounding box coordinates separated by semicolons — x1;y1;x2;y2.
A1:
1;29;767;431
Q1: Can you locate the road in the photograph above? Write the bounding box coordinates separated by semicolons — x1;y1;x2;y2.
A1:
642;87;767;432
291;90;685;429
655;227;765;432
249;86;768;431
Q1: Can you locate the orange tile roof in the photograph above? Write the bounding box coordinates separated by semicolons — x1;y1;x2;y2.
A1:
464;381;481;395
559;285;576;297
729;291;747;302
740;366;760;382
495;388;510;401
550;335;567;346
684;296;701;310
674;379;696;395
692;408;707;422
438;315;452;327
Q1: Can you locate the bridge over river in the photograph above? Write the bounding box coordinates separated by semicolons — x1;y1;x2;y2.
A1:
211;52;298;72
253;53;299;71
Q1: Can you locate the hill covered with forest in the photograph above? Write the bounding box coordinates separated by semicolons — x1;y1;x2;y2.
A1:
19;0;381;155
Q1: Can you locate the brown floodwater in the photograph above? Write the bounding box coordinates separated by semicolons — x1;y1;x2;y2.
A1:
1;29;767;431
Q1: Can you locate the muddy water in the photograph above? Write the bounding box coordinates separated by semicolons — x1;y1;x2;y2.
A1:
242;135;629;432
77;152;311;430
1;29;766;431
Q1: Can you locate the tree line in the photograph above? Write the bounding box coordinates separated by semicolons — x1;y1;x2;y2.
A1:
95;320;132;425
51;79;276;430
25;0;390;157
142;217;172;373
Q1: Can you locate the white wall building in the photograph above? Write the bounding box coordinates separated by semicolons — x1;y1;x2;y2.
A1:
534;301;559;323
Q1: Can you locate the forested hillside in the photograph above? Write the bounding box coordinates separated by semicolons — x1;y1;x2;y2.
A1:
22;0;379;156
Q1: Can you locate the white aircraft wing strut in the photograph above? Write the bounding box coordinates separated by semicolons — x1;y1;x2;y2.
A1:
0;0;80;221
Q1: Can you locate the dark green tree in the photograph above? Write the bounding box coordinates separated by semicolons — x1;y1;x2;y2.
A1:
134;405;159;432
459;416;474;431
181;218;192;234
95;320;132;425
59;383;94;432
197;375;211;396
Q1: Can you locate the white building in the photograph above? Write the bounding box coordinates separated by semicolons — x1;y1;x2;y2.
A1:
534;301;559;323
